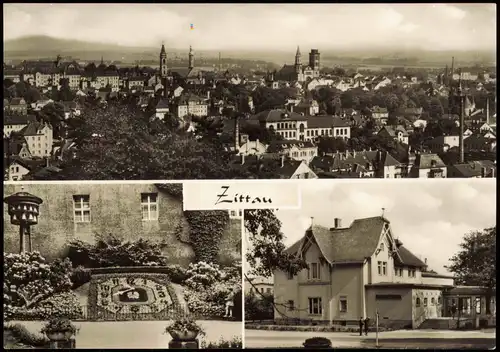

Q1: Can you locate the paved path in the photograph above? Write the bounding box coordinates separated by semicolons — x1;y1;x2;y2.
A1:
11;320;242;349
244;329;496;349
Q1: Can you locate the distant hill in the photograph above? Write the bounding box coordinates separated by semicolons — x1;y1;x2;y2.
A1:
4;35;496;67
4;35;155;53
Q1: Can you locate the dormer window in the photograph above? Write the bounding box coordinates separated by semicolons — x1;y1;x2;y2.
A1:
380;243;385;251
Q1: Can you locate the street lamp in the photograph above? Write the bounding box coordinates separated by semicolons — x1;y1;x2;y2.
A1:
4;189;43;253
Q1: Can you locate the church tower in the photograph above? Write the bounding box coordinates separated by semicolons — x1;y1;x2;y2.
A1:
160;43;167;78
188;46;194;70
294;46;302;74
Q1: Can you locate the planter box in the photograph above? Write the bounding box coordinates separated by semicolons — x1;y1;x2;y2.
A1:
169;330;199;341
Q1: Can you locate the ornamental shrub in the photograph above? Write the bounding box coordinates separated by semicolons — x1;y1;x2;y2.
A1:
163;264;189;285
185;262;225;289
12;292;84;320
202;336;243;349
4;252;74;321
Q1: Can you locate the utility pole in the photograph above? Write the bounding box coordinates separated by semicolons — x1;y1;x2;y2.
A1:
375;309;380;348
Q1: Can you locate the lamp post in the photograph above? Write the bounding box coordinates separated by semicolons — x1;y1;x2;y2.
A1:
4;189;43;253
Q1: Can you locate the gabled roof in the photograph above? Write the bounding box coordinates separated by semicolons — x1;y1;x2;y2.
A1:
287;216;427;268
267;139;315;152
414;153;446;169
286;217;388;263
448;160;496;177
19;121;51;136
4;114;36;125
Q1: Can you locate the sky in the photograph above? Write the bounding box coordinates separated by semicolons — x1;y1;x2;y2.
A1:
3;3;496;51
263;179;496;275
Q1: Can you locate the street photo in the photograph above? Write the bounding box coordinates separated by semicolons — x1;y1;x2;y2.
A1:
244;179;496;349
3;4;496;181
3;182;243;349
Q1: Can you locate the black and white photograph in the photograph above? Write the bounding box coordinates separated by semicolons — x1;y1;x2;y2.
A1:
3;182;243;349
244;180;496;349
3;3;496;181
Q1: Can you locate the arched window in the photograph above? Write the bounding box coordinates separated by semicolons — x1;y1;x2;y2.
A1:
431;297;435;305
437;296;441;305
416;298;421;307
424;298;428;307
299;123;305;133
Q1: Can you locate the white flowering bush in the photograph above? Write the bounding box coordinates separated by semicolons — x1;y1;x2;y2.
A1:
3;252;77;321
183;262;242;319
12;292;84;320
184;262;225;289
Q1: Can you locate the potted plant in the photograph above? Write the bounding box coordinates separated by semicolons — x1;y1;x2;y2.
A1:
40;318;77;342
164;318;206;342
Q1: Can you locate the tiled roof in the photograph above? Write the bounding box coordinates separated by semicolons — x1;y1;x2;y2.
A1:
311;150;400;172
156;99;170;109
250;109;306;123
308;116;350;128
414;153;446;169
449;160;496;177
287;217;427;267
10;98;26;106
4;114;36;125
19;121;51;136
394;245;427;267
267;139;315;152
230;154;304;179
286;217;388;263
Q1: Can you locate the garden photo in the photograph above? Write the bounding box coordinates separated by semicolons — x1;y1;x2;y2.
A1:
3;182;243;349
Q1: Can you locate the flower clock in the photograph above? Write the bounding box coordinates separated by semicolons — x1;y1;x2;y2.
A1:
89;273;179;320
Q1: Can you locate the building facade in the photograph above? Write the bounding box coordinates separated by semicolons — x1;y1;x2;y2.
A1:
3;184;241;266
273;216;471;329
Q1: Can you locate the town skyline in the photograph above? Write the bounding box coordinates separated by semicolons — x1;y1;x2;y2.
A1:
4;3;496;52
276;180;496;275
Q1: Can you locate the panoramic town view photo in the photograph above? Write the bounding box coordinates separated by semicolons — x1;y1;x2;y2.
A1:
3;3;496;180
3;182;243;349
244;180;496;349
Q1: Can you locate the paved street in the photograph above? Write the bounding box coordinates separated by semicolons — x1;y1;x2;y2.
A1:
12;320;242;348
244;329;496;349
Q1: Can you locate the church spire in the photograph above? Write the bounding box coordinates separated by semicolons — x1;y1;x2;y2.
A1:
294;46;302;73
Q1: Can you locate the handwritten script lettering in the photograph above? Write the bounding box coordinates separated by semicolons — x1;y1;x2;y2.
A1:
214;186;273;205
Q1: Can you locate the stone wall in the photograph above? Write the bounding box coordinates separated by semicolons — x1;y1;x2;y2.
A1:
3;184;240;267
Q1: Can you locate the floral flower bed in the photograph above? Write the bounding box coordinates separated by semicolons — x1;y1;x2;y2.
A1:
245;323;390;333
87;272;181;321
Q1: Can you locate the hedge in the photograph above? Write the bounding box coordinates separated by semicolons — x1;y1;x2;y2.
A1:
245;323;390;333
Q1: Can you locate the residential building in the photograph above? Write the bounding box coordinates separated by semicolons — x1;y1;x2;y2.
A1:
464;134;497;153
310;150;403;179
231;155;318;179
371;106;389;121
293;99;320;116
4;157;32;181
8;98;28;115
19;121;54;158
174;93;208;119
237;138;268;156
425;135;461;153
408;153;447;178
378;125;409;145
3;183;241;266
268;140;318;164
245;276;274;295
4;114;36;137
447;161;496;178
155;99;170;120
273;216;485;329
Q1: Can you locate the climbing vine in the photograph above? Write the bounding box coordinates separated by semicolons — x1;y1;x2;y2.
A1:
184;211;229;263
157;183;229;263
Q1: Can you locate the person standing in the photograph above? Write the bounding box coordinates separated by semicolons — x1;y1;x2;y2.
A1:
224;288;235;318
364;317;370;336
359;317;364;336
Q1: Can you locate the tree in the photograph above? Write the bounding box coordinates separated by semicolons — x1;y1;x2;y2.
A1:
39;102;66;139
50;101;249;180
428;97;444;119
446;227;496;313
245;291;274;321
244;210;307;279
317;137;347;154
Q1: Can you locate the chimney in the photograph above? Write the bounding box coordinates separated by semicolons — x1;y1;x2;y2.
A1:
334;218;342;229
481;166;487;178
241;154;245;165
486;97;490;125
491;168;495;178
234;116;240;151
281;155;285;168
